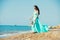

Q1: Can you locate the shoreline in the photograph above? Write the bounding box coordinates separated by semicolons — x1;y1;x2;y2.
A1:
0;30;60;40
0;30;32;38
0;25;60;40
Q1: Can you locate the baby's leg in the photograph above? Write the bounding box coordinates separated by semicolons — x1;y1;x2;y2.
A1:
31;25;37;32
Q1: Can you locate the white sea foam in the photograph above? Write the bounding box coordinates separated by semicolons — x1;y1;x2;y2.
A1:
0;30;32;38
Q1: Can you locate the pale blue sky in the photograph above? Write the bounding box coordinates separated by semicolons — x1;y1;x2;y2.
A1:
0;0;60;26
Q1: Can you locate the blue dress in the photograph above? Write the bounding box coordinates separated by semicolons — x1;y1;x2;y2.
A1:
31;12;48;33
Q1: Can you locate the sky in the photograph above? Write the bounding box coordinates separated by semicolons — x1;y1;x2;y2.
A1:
0;0;60;26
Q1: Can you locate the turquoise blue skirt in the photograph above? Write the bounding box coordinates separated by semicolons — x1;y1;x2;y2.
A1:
31;17;48;33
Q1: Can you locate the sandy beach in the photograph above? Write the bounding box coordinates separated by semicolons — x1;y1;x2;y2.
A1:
0;25;60;40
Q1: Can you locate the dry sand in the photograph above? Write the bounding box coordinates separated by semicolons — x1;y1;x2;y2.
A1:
0;25;60;40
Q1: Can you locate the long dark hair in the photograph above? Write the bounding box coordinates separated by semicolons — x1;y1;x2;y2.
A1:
34;5;40;15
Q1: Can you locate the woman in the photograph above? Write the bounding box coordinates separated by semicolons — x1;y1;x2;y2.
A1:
30;5;43;33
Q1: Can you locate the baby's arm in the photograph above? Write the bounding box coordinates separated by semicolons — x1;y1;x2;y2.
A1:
29;14;33;20
29;14;34;25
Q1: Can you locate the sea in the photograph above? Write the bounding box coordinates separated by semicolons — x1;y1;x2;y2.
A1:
0;25;31;38
0;25;48;38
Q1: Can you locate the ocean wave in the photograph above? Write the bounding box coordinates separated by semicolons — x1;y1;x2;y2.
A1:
0;30;32;38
